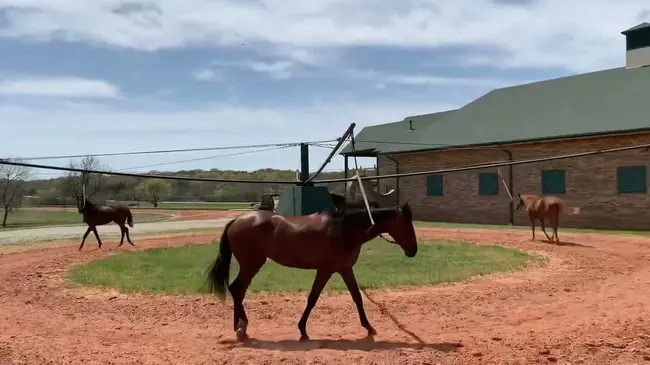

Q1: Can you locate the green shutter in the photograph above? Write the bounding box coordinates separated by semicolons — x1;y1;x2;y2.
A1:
541;170;565;194
426;174;443;196
478;172;499;195
617;165;647;194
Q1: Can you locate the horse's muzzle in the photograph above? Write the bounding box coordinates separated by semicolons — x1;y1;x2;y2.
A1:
405;248;417;258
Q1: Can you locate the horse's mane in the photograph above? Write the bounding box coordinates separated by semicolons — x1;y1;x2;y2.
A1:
82;198;99;211
329;204;411;226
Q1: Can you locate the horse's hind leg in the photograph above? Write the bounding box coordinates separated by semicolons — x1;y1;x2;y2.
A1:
340;267;376;337
124;226;134;246
551;212;560;243
118;224;126;247
228;258;264;341
298;269;333;342
115;218;134;246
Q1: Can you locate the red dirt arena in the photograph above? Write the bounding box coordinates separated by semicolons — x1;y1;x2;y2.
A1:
2;221;650;364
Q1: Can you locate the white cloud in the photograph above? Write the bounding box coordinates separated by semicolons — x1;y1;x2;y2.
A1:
347;68;523;88
196;59;298;81
0;0;648;72
0;76;120;98
192;68;220;82
247;60;294;79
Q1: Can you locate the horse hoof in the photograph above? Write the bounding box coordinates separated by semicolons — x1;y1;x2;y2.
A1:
235;329;248;342
299;334;310;342
367;328;377;336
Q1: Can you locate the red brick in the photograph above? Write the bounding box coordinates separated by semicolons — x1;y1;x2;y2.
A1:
376;132;650;230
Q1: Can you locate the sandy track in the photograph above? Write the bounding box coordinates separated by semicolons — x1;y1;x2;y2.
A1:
1;227;650;364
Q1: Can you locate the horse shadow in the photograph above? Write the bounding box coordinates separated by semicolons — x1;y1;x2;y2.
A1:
542;240;592;248
219;336;463;353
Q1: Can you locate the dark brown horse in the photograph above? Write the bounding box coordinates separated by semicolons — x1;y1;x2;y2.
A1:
206;203;417;342
78;198;135;251
514;193;580;243
329;192;380;211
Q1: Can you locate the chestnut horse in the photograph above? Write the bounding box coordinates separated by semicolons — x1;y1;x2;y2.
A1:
78;198;135;251
206;204;418;342
514;193;580;243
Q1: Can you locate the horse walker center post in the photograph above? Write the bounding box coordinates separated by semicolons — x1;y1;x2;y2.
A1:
275;142;336;216
275;124;356;216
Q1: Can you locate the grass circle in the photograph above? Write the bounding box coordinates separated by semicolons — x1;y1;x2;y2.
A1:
67;239;544;295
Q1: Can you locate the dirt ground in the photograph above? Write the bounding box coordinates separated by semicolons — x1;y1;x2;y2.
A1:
2;227;650;365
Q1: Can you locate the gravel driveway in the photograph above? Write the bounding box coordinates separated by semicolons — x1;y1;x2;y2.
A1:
0;218;231;245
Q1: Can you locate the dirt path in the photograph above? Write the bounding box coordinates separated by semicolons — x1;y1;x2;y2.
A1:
1;227;650;364
0;216;238;245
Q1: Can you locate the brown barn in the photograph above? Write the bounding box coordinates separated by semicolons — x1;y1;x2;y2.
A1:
340;23;650;230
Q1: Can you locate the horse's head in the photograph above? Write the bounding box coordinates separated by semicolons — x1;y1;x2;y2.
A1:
381;203;418;258
514;193;524;210
514;193;538;210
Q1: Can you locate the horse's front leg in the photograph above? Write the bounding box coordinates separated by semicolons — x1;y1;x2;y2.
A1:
339;267;376;337
79;226;92;251
540;219;552;242
298;269;333;341
91;226;103;248
529;218;536;241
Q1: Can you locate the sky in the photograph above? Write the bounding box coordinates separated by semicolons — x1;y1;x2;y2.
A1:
1;0;649;179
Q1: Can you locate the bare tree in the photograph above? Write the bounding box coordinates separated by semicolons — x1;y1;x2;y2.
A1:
0;159;30;227
135;179;172;208
66;156;109;209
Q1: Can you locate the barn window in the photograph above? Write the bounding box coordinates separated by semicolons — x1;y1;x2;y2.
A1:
426;174;443;196
478;172;499;195
541;169;566;194
617;165;647;194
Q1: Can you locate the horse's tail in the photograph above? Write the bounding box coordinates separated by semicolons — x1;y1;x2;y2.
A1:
566;206;581;215
127;209;134;227
206;218;236;301
559;200;581;215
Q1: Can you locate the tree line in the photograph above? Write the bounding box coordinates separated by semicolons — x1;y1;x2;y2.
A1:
2;155;373;216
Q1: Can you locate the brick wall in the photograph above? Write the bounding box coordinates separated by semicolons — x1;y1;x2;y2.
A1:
378;132;650;230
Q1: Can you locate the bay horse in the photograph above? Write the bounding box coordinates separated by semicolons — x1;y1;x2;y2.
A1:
514;193;579;243
78;198;135;251
206;203;417;342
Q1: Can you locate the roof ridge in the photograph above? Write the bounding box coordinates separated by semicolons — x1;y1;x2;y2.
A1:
493;67;624;92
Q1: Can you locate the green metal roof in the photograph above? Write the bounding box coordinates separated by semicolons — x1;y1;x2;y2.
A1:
341;66;650;156
342;110;456;156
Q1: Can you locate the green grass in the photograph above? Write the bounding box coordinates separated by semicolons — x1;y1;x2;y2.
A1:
114;201;251;210
0;209;170;230
413;221;650;237
66;239;543;295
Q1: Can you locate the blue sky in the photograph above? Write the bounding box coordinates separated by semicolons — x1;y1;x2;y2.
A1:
0;0;648;179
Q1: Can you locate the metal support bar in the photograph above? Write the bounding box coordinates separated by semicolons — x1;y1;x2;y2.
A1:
304;123;356;184
300;143;309;184
343;156;349;196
